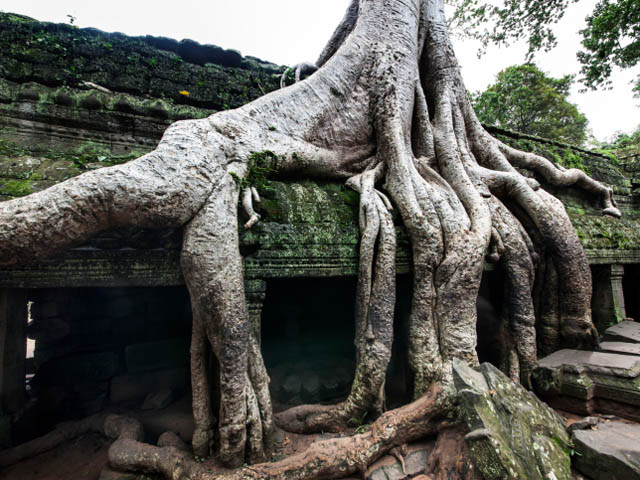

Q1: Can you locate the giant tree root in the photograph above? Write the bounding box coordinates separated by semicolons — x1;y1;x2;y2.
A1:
0;413;143;467
109;384;452;480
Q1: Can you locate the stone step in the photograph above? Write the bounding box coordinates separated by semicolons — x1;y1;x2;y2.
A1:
599;341;640;357
571;420;640;480
604;320;640;344
532;349;640;422
536;349;640;378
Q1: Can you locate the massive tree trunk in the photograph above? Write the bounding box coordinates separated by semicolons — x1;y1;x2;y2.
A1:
0;0;619;475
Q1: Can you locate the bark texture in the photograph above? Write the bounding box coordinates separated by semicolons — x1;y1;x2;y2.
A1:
0;0;620;474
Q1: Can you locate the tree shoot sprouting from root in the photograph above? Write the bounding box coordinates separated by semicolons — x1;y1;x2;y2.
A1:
0;0;620;477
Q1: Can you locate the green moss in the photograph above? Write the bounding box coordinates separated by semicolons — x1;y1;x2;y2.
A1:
1;179;32;197
233;150;281;192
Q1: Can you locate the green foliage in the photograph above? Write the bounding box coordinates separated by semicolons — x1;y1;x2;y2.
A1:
578;0;640;93
281;67;295;87
599;124;640;150
471;64;588;146
449;0;570;56
0;138;30;157
1;179;32;197
449;0;640;93
347;411;371;434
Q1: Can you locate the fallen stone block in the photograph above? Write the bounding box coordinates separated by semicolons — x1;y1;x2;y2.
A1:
571;420;640;480
454;360;572;480
604;321;640;344
532;349;640;422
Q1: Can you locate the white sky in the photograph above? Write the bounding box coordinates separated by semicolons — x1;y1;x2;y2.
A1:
1;0;638;142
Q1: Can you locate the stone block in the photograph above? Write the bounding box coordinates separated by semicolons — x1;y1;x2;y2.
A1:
404;447;429;476
532;349;640;422
604;320;640;344
109;367;189;404
364;444;430;480
572;420;640;480
366;454;407;480
599;341;640;357
454;360;571;480
124;338;189;373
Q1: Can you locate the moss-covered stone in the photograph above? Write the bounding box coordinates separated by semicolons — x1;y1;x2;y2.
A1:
0;12;283;111
454;360;572;480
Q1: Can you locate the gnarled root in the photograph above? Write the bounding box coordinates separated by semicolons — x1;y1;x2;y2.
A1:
0;414;143;468
181;176;274;466
110;384;452;480
277;164;397;433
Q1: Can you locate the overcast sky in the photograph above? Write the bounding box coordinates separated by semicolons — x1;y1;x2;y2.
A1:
1;0;638;142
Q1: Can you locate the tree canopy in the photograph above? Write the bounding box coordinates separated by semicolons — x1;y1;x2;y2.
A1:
600;124;640;151
450;0;640;94
471;63;589;145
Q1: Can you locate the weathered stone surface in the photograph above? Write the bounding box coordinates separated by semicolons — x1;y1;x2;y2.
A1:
571;420;640;480
536;349;640;377
141;388;175;410
157;431;189;451
604;321;640;344
532;349;640;421
454;360;572;480
365;442;431;480
0;13;282;112
600;341;640;357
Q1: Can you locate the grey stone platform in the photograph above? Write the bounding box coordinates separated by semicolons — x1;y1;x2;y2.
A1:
600;342;640;357
572;420;640;480
604;321;640;344
532;349;640;422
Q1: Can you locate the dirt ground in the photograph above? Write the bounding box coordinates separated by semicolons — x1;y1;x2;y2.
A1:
0;432;111;480
0;394;338;480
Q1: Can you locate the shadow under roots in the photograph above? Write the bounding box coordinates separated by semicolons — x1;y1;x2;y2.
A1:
261;275;414;415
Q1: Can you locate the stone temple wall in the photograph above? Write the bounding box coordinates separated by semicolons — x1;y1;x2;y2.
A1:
1;12;640;445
